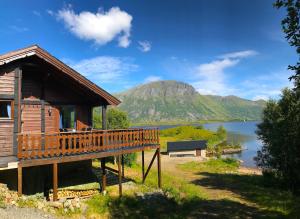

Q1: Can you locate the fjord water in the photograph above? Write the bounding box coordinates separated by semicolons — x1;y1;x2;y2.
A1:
136;121;261;167
203;121;261;167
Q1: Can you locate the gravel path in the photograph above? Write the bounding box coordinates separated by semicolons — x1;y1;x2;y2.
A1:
0;206;56;219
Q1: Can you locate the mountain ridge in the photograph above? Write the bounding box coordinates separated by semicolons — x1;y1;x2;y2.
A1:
115;80;265;123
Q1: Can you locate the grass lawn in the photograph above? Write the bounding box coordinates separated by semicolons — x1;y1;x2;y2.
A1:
82;158;300;219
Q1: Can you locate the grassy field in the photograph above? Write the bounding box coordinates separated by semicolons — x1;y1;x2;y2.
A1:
82;157;300;219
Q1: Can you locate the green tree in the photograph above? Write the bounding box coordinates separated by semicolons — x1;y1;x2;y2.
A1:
107;108;130;129
255;1;300;193
274;0;300;87
256;89;300;192
102;108;136;166
216;125;227;140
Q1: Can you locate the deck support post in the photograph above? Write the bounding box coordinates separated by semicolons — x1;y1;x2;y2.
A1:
143;150;158;183
118;155;122;197
17;164;22;197
53;162;58;201
121;154;124;178
142;150;145;181
157;148;161;188
101;158;106;193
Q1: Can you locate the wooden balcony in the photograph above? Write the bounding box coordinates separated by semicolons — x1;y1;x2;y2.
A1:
17;128;159;162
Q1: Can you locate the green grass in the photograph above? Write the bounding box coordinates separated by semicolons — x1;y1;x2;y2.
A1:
85;158;300;218
179;158;240;173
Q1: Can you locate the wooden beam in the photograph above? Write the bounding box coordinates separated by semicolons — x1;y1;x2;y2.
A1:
157;148;162;188
143;150;158;183
142;151;145;181
53;162;58;201
13;67;22;156
17;164;22;197
19;145;159;167
118;155;122;197
102;105;107;130
101;158;106;193
121;154;124;178
0;94;14;99
105;166;118;174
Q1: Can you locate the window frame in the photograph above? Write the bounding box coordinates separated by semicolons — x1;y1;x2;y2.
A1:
0;100;14;120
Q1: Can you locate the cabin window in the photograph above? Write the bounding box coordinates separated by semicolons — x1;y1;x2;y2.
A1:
0;101;12;119
59;106;76;130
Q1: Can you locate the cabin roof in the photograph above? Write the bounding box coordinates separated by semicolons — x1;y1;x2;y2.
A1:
0;45;121;106
167;140;207;152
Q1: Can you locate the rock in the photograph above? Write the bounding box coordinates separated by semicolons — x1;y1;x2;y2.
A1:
37;202;44;209
49;201;63;209
63;199;72;208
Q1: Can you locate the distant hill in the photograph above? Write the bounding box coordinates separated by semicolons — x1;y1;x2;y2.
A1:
115;80;265;124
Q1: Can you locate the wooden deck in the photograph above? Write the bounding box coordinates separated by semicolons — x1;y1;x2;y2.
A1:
18;128;159;163
16;128;161;200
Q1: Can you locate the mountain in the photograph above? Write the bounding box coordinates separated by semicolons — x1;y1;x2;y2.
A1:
115;80;265;124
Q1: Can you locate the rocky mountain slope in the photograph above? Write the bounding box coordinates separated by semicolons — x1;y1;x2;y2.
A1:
115;80;265;123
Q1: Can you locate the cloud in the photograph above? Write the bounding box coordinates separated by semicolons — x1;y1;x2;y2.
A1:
33;10;41;17
9;25;29;32
56;6;132;47
144;75;162;83
138;41;151;52
191;50;258;96
70;56;138;84
47;10;54;16
240;70;293;101
219;50;258;59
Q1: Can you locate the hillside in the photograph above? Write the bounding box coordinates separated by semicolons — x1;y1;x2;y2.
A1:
115;80;265;124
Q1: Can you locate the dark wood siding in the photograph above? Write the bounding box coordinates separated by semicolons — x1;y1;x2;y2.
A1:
45;105;59;133
22;77;41;100
0;69;14;95
21;104;41;133
0;120;14;156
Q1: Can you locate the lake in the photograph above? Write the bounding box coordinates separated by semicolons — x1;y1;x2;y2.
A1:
133;121;262;167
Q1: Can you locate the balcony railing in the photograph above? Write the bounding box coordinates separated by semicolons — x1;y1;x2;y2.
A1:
17;128;159;160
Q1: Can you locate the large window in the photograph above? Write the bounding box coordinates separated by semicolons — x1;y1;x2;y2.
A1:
0;101;12;119
59;106;76;130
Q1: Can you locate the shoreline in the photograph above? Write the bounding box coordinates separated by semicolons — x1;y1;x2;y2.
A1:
131;120;260;127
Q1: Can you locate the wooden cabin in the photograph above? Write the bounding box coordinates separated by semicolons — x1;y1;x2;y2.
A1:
0;45;161;200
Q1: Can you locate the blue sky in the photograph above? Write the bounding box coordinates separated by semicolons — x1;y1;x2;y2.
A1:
0;0;297;100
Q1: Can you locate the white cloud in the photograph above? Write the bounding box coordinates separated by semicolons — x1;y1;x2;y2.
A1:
219;50;258;59
138;41;151;52
33;10;41;17
47;9;54;16
192;58;239;95
192;50;258;96
56;6;132;47
9;25;28;32
70;56;138;84
144;75;162;83
241;70;293;101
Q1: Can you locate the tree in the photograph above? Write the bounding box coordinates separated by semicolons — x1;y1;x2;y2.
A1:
107;108;130;129
255;1;300;193
107;108;136;166
256;89;300;192
216;125;227;140
274;0;300;87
